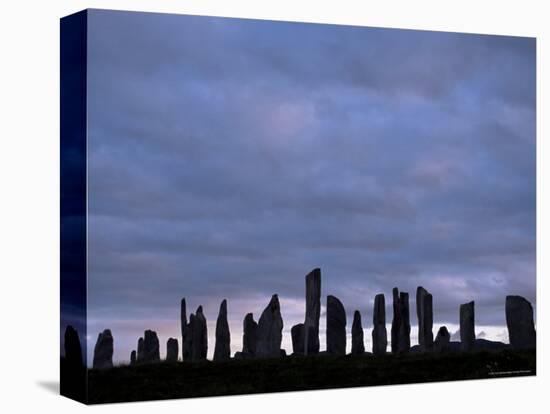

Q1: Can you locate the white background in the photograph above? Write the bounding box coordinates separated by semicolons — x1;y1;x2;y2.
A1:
0;0;547;412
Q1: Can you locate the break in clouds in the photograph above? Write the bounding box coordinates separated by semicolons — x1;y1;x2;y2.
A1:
84;10;535;364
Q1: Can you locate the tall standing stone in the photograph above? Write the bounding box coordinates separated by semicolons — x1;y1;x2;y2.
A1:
460;301;475;351
181;298;191;361
291;323;305;355
391;288;410;354
137;337;144;362
256;294;284;358
183;325;193;361
142;330;160;362
181;297;187;344
372;294;387;355
351;310;365;355
191;306;208;361
399;291;411;353
416;287;433;351
242;313;258;356
64;325;83;367
187;313;196;358
391;288;399;354
304;268;321;355
506;295;536;349
130;350;136;365
93;329;114;369
326;295;347;355
214;299;231;361
166;338;179;362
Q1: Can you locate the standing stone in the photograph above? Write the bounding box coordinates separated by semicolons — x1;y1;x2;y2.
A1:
64;325;83;367
198;307;208;359
460;301;476;351
130;350;136;365
166;338;179;362
187;313;196;358
326;295;347;355
291;323;305;355
256;294;284;358
142;330;160;362
93;329;114;369
506;296;536;349
434;326;451;352
214;299;231;361
391;288;410;354
391;288;400;354
183;325;193;361
304;268;321;355
351;310;365;355
372;294;387;355
180;297;187;345
416;287;433;351
181;298;191;361
398;292;411;353
137;337;144;362
191;306;208;361
242;313;258;356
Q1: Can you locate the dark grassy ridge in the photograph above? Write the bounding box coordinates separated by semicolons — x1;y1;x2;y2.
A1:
87;349;535;404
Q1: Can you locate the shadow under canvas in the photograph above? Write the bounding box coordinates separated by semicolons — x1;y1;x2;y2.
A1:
37;380;59;395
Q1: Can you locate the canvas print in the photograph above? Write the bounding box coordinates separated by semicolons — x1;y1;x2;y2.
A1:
60;9;536;404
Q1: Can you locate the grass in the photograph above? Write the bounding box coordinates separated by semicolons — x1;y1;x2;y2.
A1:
78;348;536;404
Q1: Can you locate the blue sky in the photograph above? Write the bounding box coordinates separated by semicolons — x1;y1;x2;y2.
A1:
85;9;535;364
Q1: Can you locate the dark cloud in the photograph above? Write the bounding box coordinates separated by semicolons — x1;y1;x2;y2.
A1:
85;10;535;364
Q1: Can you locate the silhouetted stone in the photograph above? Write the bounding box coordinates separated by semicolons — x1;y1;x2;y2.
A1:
142;330;160;363
166;338;178;362
304;268;321;355
137;337;144;362
191;306;208;361
391;289;399;353
181;298;191;361
182;331;193;361
242;313;257;356
372;294;387;355
460;301;475;351
326;295;346;355
291;323;305;355
64;325;83;367
180;297;187;340
130;350;136;365
93;329;114;369
187;314;195;358
391;288;410;354
214;299;231;361
506;296;536;349
256;294;283;358
416;287;433;351
434;326;450;353
351;310;365;355
280;349;287;357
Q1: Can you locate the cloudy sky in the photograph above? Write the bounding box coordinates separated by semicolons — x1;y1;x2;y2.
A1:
85;9;535;365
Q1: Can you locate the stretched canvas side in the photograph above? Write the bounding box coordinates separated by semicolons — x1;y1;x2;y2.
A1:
60;9;88;404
